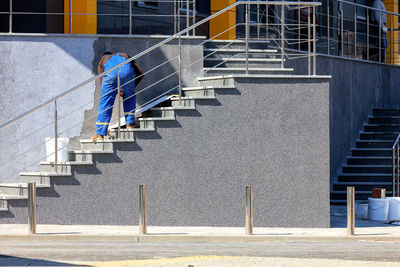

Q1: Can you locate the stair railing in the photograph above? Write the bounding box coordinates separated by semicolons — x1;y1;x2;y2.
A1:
0;1;320;183
392;134;400;197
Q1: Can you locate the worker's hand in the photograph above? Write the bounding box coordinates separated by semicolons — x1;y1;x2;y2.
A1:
383;26;388;33
119;90;123;97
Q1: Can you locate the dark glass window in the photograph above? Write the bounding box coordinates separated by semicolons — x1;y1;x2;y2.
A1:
137;1;159;8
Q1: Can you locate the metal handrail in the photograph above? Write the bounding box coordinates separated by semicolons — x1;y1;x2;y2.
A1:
392;133;400;197
0;1;320;131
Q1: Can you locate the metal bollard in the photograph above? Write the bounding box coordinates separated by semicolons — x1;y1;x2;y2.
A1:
245;185;253;235
28;183;37;235
347;187;355;236
139;184;147;235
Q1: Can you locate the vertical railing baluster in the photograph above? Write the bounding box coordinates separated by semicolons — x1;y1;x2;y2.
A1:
69;0;72;34
54;101;58;172
354;5;357;58
367;11;370;60
28;183;37;235
117;69;121;139
327;0;330;54
9;0;12;33
281;5;285;69
298;7;301;50
397;143;399;197
192;0;196;36
379;13;382;62
245;186;253;235
257;3;260;39
347;187;355;236
391;15;393;64
139;184;147;235
129;0;132;35
313;6;316;75
393;147;396;197
174;0;177;34
186;0;189;36
246;3;249;75
308;6;311;75
179;36;183;104
341;3;344;56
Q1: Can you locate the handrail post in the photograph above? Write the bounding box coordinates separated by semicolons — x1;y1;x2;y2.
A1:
178;0;181;32
174;0;177;34
347;186;355;236
257;3;260;39
397;143;399;197
281;4;285;69
117;68;121;139
393;147;396;197
390;15;393;64
179;35;183;105
367;11;370;60
139;184;147;235
341;3;344;56
245;185;253;235
192;0;196;36
9;0;12;33
69;0;72;34
129;0;132;35
313;6;316;75
308;6;311;75
327;0;330;54
379;13;382;62
28;183;37;235
54;101;58;172
266;3;269;40
298;7;300;50
354;5;357;58
186;0;189;36
245;3;249;75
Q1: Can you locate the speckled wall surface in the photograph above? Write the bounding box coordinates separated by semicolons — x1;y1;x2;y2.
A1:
1;77;331;227
0;35;203;183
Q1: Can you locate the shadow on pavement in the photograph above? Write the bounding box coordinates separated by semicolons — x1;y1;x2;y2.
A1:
0;255;87;266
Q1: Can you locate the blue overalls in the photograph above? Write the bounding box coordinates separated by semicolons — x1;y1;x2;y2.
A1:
96;53;136;136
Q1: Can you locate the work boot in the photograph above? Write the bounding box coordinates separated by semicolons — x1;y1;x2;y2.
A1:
91;134;104;142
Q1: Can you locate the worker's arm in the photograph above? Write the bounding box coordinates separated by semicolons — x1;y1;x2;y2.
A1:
97;55;106;85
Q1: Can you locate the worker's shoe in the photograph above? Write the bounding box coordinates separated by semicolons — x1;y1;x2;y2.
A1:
126;123;137;129
91;134;104;142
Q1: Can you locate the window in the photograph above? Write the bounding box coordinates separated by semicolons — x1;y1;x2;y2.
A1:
137;1;158;9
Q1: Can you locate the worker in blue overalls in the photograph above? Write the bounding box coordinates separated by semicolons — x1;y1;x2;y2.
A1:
92;52;137;141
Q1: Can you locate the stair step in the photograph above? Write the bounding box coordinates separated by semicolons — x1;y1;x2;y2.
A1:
365;124;400;132
373;108;400;117
203;67;293;76
204;40;271;50
204;57;282;68
355;140;394;148
19;171;71;185
342;164;392;173
69;150;113;162
330;190;393;201
182;85;236;91
0;195;28;200
170;96;217;101
39;162;73;174
351;148;392;157
80;139;114;152
0;183;50;197
347;156;392;165
359;132;399;140
137;117;176;121
333;181;393;191
369;116;400;124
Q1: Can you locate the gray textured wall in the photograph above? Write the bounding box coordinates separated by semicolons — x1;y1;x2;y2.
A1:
0;35;203;183
0;77;331;227
285;55;400;185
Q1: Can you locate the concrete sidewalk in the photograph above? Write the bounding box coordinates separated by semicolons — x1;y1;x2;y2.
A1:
1;223;400;242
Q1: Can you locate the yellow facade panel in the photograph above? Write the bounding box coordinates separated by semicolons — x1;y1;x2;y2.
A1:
210;0;236;40
64;0;97;34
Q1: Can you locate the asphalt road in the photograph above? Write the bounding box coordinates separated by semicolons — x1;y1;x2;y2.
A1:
1;240;400;266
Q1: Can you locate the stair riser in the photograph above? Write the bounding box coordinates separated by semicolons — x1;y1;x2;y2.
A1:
143;110;175;118
204;69;291;77
360;133;398;140
338;175;393;183
171;99;195;108
20;176;50;185
355;142;393;148
365;125;400;132
184;89;215;97
69;152;93;163
373;109;400;116
198;78;235;87
369;117;400;124
343;167;392;173
0;187;27;197
80;142;113;152
0;200;7;210
347;158;393;165
204;42;270;50
334;184;392;191
204;60;282;69
204;51;278;59
40;164;71;174
352;150;392;157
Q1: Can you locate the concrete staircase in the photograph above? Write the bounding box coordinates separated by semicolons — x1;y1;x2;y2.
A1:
0;39;289;213
330;108;400;205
